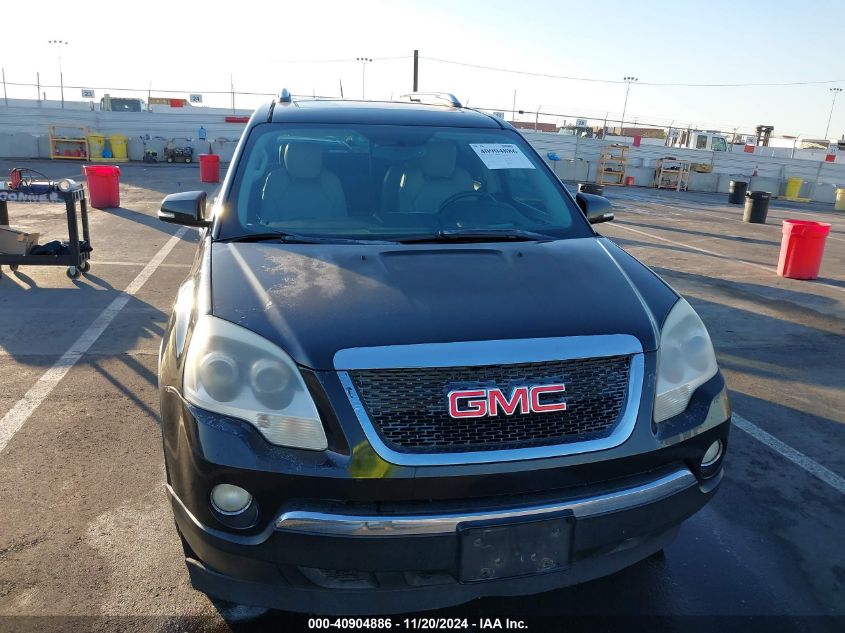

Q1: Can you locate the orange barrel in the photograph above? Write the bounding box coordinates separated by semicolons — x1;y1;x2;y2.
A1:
776;220;832;280
625;175;635;186
199;154;220;183
83;165;121;208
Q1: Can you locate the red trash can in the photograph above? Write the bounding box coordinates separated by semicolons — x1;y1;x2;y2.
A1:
776;219;832;279
83;165;121;208
199;154;220;183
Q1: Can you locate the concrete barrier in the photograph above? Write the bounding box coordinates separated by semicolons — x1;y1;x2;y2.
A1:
749;176;780;194
553;159;590;182
688;171;719;192
807;183;837;204
625;166;653;187
0;133;40;159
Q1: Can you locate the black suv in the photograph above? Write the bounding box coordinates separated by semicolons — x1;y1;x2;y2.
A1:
157;91;730;614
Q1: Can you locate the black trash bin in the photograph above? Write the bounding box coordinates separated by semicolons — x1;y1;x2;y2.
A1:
728;180;748;204
579;182;605;196
743;191;771;224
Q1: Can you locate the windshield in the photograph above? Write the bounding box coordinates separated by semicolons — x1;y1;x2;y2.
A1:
219;123;591;241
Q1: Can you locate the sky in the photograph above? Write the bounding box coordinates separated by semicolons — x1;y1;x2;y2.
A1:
2;0;844;139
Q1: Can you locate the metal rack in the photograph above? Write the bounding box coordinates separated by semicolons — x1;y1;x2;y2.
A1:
49;125;90;161
654;158;691;191
598;144;628;186
0;178;92;279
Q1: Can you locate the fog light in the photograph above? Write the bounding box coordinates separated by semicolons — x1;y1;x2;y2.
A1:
701;440;723;468
210;484;252;515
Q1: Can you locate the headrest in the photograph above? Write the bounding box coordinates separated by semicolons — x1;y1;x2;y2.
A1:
285;143;323;179
422;141;457;179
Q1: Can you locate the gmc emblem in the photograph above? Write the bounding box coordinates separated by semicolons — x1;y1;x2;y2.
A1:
448;384;566;419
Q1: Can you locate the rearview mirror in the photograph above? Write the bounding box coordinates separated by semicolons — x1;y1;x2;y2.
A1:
159;191;210;227
576;192;614;224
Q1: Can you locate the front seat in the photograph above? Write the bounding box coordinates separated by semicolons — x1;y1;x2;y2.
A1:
398;141;473;213
261;142;347;221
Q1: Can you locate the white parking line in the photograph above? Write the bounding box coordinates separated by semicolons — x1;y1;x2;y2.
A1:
611;223;845;294
0;227;189;455
617;193;845;243
93;260;192;269
611;223;774;272
733;413;845;495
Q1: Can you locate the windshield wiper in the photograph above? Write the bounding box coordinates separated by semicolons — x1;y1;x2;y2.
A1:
218;231;398;245
398;228;558;244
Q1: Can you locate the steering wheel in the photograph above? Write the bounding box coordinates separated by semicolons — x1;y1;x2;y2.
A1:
438;190;497;211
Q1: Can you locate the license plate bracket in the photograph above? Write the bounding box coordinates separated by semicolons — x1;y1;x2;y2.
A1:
457;511;574;583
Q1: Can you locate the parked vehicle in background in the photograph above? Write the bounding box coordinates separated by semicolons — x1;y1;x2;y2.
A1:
99;94;148;112
666;129;729;152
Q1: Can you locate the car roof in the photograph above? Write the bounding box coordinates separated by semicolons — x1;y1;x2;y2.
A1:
262;99;508;129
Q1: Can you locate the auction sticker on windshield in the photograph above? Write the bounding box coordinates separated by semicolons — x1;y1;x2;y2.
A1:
470;143;535;170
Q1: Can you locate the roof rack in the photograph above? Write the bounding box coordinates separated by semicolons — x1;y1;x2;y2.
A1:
398;92;462;108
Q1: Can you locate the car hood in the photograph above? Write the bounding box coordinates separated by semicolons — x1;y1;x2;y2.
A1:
210;238;664;370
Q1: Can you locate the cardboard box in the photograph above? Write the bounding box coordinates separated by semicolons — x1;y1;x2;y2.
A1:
0;226;40;255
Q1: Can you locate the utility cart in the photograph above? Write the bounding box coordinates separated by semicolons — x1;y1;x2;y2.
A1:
0;170;92;280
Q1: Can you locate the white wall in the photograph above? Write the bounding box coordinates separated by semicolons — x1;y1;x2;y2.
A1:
522;131;845;201
1;102;844;201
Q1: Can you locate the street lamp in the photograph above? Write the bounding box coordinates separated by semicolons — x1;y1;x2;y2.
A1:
620;76;638;137
356;57;372;99
48;39;68;108
824;87;842;141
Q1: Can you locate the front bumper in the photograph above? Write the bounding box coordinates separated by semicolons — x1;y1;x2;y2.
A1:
170;460;723;614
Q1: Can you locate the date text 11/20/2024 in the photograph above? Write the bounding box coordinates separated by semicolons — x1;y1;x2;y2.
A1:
307;618;528;629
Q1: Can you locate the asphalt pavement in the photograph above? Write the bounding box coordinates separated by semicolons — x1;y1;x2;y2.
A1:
0;162;843;632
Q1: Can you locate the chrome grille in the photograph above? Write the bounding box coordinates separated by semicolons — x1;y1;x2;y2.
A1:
348;355;632;454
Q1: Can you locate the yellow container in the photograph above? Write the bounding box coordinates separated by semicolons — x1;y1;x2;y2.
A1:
87;133;105;159
784;176;803;198
836;187;845;211
109;134;128;160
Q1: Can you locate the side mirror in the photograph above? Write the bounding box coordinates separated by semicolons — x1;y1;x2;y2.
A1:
576;192;614;224
158;191;210;227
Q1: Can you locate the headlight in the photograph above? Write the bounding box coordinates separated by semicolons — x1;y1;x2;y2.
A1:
654;299;718;423
183;315;327;450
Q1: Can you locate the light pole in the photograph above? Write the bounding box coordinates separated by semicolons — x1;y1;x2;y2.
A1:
535;105;542;131
356;57;372;99
48;39;68;108
824;87;842;141
620;76;638;137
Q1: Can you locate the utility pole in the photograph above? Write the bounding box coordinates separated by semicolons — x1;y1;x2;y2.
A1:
512;89;516;121
824;87;842;141
37;72;41;103
413;49;419;91
48;39;68;108
620;76;638;137
535;105;542;131
230;73;236;113
1;68;7;106
356;57;372;99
